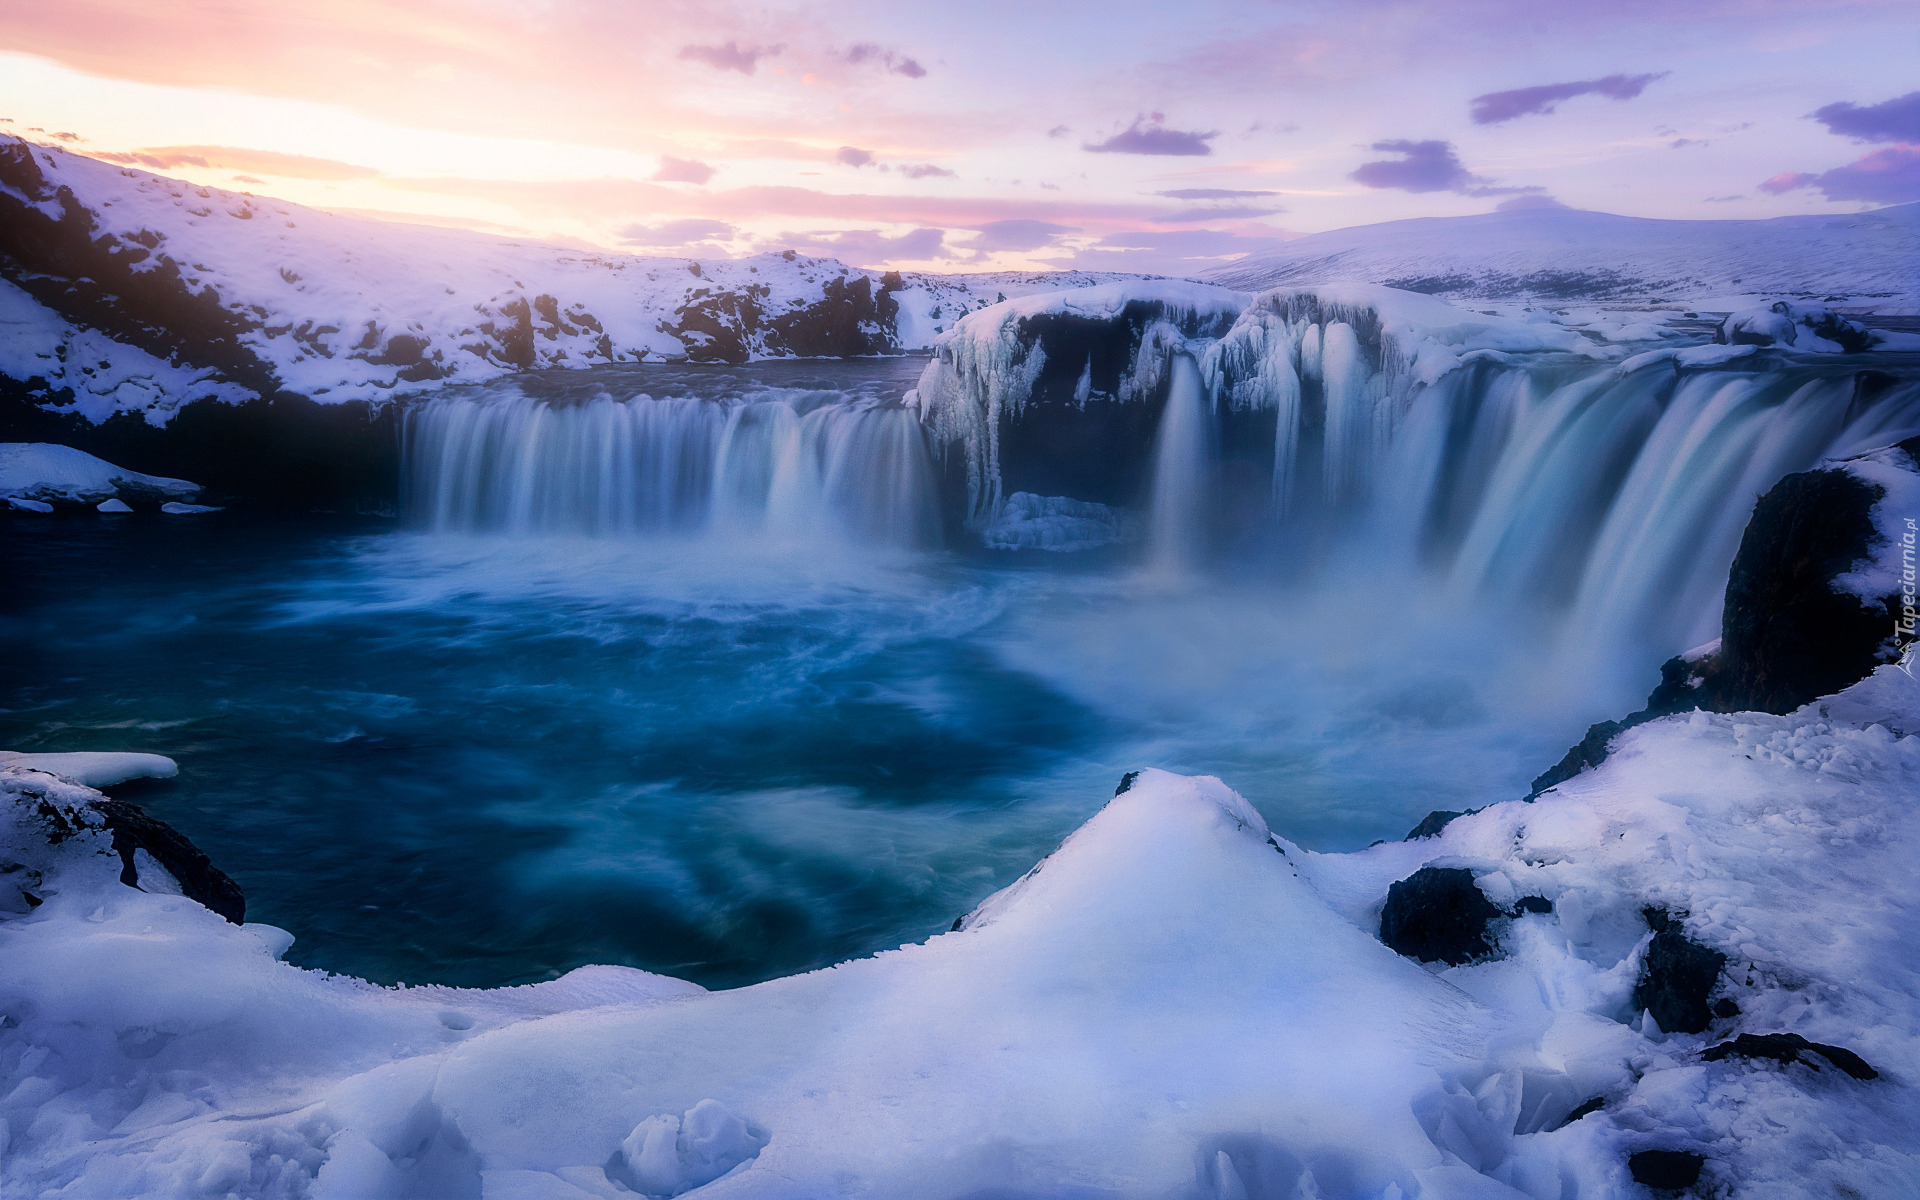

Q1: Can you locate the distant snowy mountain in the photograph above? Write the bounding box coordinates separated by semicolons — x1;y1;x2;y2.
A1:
1206;204;1920;311
0;136;1129;424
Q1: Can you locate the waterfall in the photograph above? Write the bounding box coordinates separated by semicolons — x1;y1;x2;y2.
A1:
406;387;940;548
1146;354;1211;574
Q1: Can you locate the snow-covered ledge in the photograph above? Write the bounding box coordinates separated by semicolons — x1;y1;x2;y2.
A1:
1;442;204;512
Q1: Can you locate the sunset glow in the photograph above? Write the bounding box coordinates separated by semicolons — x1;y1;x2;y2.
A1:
3;0;1915;271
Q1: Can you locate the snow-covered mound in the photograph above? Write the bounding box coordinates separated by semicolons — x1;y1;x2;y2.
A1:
0;136;1133;425
1206;204;1920;311
0;441;200;510
5;655;1919;1197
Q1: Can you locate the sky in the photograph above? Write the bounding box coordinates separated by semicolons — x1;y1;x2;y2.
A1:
0;0;1916;275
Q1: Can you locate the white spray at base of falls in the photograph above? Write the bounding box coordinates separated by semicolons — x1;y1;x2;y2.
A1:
406;387;940;548
1146;353;1210;575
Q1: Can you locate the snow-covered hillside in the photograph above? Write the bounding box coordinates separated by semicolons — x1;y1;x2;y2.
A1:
1206;204;1920;312
0;136;1130;425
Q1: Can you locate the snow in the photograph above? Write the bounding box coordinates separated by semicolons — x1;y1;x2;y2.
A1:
0;751;179;787
6;657;1920;1197
0;278;254;424
161;501;224;514
1614;343;1758;374
0;442;201;505
1832;443;1920;608
1207;203;1920;313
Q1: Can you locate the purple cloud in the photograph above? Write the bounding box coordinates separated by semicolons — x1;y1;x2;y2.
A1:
1351;140;1541;198
1350;140;1478;192
899;163;955;179
1758;172;1816;195
1812;92;1920;144
618;218;737;246
1084;117;1216;156
1470;73;1666;124
678;41;780;74
1762;147;1920;204
1157;188;1275;200
1151;204;1283;223
835;146;875;168
963;219;1076;251
777;227;948;264
845;44;927;78
652;156;716;185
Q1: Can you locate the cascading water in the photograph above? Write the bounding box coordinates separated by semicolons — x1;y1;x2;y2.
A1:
1146;353;1211;574
406;383;941;548
913;289;1920;663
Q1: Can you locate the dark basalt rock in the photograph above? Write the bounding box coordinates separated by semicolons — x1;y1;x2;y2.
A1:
1513;895;1553;914
669;273;902;364
1709;464;1896;714
1561;1096;1606;1125
1114;771;1139;796
89;798;245;925
1;384;400;513
1378;866;1502;965
1628;1149;1704;1190
1633;909;1725;1035
1403;809;1467;840
1700;1032;1878;1080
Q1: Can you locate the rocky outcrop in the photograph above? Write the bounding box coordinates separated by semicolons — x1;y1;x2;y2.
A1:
1525;435;1919;800
1633;908;1727;1035
3;765;244;925
1377;866;1502;965
91;797;246;925
1700;1032;1878;1080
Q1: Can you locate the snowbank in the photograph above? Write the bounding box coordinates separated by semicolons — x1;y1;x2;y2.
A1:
6;654;1920;1196
0;751;178;787
0;442;201;508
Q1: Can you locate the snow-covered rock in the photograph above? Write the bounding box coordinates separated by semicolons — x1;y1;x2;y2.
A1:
0;441;200;508
0;135;1134;426
1716;301;1876;353
0;751;178;787
1206;203;1920;311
